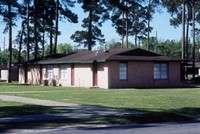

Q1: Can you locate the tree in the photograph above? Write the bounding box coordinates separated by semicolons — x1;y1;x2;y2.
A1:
162;0;185;59
144;0;161;50
0;0;19;83
105;39;122;49
16;0;78;59
154;39;182;58
57;43;73;54
161;0;200;60
44;43;73;56
71;0;108;50
129;2;147;48
0;48;20;65
110;0;158;49
105;39;133;49
111;0;128;48
26;0;30;61
53;0;78;54
17;20;25;64
162;0;200;79
141;36;157;51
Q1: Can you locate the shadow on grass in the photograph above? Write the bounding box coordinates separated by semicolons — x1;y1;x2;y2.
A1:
0;81;31;86
0;105;74;118
88;107;200;124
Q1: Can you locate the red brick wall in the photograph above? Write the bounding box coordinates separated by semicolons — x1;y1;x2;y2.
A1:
108;61;181;88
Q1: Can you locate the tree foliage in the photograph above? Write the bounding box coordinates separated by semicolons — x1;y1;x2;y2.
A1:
57;43;73;54
0;48;19;65
162;0;200;61
16;0;78;60
70;0;109;50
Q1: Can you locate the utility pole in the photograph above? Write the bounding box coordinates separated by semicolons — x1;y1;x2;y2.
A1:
3;37;5;51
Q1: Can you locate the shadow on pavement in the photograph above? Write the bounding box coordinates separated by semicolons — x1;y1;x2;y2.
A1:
0;104;200;132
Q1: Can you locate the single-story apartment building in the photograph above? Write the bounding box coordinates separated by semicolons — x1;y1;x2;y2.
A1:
19;48;182;88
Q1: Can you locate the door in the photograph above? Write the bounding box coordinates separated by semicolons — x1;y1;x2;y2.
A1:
40;65;43;84
93;62;98;86
71;64;75;85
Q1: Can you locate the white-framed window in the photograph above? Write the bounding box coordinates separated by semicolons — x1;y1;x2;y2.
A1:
154;63;168;80
46;65;53;79
119;63;127;80
60;64;67;80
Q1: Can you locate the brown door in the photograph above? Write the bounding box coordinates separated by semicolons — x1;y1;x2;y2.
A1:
40;65;43;84
93;62;98;86
71;64;75;85
24;65;28;84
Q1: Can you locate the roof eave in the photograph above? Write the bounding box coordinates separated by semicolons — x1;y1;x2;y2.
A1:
38;60;106;65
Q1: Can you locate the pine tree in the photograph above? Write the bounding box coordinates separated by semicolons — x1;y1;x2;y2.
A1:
71;0;109;50
0;0;19;83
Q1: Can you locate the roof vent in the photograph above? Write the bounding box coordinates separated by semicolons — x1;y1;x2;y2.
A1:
95;51;99;56
104;50;109;53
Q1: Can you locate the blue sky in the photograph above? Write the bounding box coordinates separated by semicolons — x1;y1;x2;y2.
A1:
57;7;182;46
0;5;183;50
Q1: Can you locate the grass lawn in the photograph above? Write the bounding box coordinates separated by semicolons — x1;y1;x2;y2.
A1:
1;83;200;124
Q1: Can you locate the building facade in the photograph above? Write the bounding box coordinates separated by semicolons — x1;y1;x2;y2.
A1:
19;48;182;88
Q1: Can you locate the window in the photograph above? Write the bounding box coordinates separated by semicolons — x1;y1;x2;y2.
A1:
154;63;168;80
119;63;127;80
60;64;67;80
46;65;53;79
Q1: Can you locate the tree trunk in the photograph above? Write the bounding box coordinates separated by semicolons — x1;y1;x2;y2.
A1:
88;9;92;51
185;4;190;61
50;2;53;55
7;3;12;83
54;0;59;54
26;0;30;61
185;7;189;78
135;34;137;48
182;1;185;60
18;21;25;84
147;0;151;51
50;23;53;55
42;17;45;57
125;10;128;48
121;12;124;48
34;0;38;59
18;21;25;63
181;1;186;80
192;2;195;79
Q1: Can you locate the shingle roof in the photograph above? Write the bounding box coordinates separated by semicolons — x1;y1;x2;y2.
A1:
36;48;181;65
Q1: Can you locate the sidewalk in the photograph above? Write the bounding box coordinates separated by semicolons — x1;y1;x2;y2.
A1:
0;95;140;123
0;95;78;107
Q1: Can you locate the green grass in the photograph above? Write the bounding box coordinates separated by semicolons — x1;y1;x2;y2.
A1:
1;85;200;111
1;83;200;124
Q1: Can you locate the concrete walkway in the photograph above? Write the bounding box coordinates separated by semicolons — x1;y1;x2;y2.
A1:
0;95;78;107
0;95;140;123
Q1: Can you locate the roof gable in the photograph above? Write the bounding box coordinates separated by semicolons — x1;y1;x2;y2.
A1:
118;48;160;56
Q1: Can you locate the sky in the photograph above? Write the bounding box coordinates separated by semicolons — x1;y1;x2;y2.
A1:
0;4;183;51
